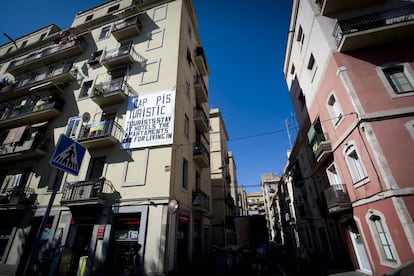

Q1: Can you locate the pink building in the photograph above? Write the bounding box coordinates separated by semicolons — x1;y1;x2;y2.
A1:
284;0;414;275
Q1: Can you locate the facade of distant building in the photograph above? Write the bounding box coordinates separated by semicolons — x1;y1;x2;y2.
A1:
261;172;281;242
209;108;237;247
246;192;266;216
284;0;414;275
0;0;212;275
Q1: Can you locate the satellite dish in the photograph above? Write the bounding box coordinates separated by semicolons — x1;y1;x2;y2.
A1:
82;112;91;123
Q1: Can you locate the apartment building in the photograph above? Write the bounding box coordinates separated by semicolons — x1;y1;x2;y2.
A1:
0;0;212;275
209;108;237;247
283;0;414;274
261;172;281;242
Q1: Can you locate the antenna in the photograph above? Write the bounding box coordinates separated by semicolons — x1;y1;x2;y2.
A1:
285;119;293;149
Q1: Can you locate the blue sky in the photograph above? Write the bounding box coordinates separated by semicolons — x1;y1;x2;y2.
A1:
0;1;296;193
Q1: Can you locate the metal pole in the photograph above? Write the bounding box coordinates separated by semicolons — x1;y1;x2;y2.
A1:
23;168;61;276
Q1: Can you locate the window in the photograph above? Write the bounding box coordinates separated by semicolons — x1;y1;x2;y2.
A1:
383;66;414;94
79;80;93;98
290;63;295;75
88;50;103;65
107;4;120;13
85;14;94;22
326;163;341;185
6;47;13;54
99;26;111;39
39;33;46;41
367;211;398;265
298;89;306;111
405;120;414;140
188;25;192;40
327;94;343;125
182;158;188;190
21;40;28;48
195;170;200;191
296;25;304;50
65;117;82;139
344;144;368;184
185;78;190;98
186;48;192;66
307;54;315;70
184;114;189;138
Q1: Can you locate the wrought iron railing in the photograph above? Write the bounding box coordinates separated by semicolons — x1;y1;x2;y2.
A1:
92;78;137;97
101;44;146;64
8;39;85;70
333;4;414;46
192;190;209;210
61;178;112;203
324;184;351;210
77;119;124;142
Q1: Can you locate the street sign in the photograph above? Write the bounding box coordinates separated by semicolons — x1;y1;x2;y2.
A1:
50;134;86;175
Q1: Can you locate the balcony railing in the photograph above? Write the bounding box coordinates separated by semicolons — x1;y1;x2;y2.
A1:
0;95;64;129
192;190;210;210
324;184;351;213
194;106;209;133
77;120;124;149
92;78;137;107
61;178;113;206
310;132;332;162
194;47;209;76
101;45;146;70
333;4;414;51
0;131;49;163
194;74;208;103
316;0;385;15
7;39;86;75
0;187;36;209
12;62;76;94
112;16;143;41
193;137;209;168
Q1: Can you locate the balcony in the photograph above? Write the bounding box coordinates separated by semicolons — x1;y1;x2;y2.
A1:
194;74;208;103
193;138;209;168
0;130;49;163
194;106;209;133
324;184;352;213
192;190;210;211
77;120;124;149
0;95;64;129
61;178;113;207
316;0;384;16
13;62;76;95
194;47;209;76
92;78;137;107
112;16;142;41
0;187;36;210
333;5;414;52
7;38;86;75
101;45;146;70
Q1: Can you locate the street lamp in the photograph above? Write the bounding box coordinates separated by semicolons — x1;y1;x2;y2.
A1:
166;199;179;274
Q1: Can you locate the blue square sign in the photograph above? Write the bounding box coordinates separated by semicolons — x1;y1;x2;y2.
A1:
50;134;86;175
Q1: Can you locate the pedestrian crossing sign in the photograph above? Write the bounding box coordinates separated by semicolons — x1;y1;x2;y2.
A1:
50;134;86;175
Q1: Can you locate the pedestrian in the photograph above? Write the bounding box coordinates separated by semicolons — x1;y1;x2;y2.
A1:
295;243;310;275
